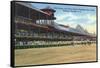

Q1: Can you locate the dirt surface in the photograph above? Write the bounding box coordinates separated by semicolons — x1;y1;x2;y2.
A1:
15;44;97;66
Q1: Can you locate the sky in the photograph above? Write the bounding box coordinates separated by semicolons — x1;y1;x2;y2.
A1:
30;3;96;34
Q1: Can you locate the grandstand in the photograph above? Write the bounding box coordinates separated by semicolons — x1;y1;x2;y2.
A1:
14;2;96;48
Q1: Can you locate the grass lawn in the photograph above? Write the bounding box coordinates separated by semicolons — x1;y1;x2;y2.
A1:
15;43;96;66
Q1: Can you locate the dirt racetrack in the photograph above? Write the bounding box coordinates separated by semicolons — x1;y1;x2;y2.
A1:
15;43;97;66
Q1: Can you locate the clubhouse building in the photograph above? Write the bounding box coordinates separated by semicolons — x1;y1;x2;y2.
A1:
14;2;96;46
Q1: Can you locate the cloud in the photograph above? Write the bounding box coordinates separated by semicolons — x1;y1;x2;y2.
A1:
55;11;96;33
56;12;78;21
56;12;96;25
